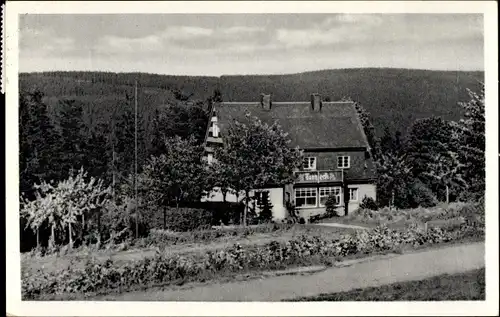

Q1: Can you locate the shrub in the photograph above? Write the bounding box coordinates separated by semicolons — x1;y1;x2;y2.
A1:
257;191;274;223
164;208;213;232
194;202;244;226
324;194;340;216
359;196;379;211
22;218;484;300
408;179;438;208
143;223;296;246
285;201;299;223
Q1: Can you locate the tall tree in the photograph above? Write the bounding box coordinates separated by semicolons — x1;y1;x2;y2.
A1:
214;114;303;226
150;101;208;156
406;117;463;201
345;97;381;159
206;89;223;112
86;122;112;181
141;136;207;229
21;168;110;249
375;152;413;208
454;86;485;200
380;127;394;154
57;99;88;177
114;100;146;177
19;91;62;198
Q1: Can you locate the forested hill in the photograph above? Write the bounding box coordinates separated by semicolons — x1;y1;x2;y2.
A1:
19;68;483;136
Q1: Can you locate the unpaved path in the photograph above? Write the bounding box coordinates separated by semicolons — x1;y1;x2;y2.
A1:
312;223;369;230
97;242;484;301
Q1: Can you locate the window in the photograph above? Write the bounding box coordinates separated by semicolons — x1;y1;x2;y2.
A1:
337;156;350;168
212;122;220;137
349;188;358;201
303;157;317;170
295;188;317;208
207;153;214;165
319;187;341;206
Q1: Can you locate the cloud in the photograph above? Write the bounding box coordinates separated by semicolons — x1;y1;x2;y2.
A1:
95;26;215;55
96;35;163;54
322;14;383;27
274;14;483;50
94;24;268;56
161;26;214;40
275;14;385;49
19;14;484;75
20;27;75;56
221;26;265;35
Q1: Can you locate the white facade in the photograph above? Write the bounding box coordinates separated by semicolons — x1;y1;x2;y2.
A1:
203;187;287;221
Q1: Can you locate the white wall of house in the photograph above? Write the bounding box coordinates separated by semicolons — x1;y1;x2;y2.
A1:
251;188;287;221
347;183;376;212
202;187;287;221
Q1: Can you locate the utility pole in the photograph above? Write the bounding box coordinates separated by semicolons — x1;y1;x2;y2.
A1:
111;105;116;201
134;80;139;239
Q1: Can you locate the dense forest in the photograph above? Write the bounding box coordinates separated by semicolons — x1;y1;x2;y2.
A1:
19;68;483;136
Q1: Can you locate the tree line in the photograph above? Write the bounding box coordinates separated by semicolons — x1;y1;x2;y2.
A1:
353;86;485;209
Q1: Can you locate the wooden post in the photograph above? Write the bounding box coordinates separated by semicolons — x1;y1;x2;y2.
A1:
391;190;395;210
134;80;139;239
111;104;117;201
244;190;249;227
50;224;55;248
163;207;167;230
68;223;73;248
445;185;450;204
81;213;85;244
36;228;40;248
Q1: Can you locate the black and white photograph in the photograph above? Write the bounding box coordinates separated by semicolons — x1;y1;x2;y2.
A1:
4;1;498;316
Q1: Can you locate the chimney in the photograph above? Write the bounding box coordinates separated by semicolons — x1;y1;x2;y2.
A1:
260;94;272;110
311;93;322;112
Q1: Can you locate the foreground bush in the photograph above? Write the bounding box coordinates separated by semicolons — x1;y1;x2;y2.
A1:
359;196;378;211
348;202;483;226
22;217;484;300
163;207;213;232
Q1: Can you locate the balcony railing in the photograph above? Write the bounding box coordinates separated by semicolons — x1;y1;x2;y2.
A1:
294;170;344;184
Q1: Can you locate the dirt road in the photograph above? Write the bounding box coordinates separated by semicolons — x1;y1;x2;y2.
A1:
97;242;485;301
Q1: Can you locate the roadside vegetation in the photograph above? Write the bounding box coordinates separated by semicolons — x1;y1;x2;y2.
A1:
22;201;484;300
288;268;485;301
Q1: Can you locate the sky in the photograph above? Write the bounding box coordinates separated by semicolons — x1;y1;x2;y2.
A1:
19;14;484;76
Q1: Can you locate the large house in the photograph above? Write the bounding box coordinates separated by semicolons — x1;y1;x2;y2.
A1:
203;93;377;221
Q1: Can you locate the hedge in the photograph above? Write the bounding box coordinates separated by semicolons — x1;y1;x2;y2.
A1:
22;219;484;300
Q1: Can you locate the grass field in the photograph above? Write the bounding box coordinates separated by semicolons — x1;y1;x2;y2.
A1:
288;268;485;301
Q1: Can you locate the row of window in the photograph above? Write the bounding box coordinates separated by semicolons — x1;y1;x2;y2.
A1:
303;156;350;170
208;155;350;170
295;187;358;208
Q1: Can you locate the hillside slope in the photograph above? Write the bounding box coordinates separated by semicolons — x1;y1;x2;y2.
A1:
19;68;483;135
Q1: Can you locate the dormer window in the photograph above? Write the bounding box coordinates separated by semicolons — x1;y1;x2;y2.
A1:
337;156;350;169
207;153;214;165
303;157;317;170
212;122;219;138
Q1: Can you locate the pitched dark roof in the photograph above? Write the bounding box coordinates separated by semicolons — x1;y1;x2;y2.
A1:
215;100;370;150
